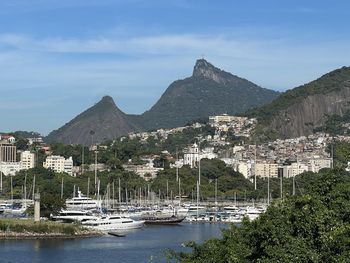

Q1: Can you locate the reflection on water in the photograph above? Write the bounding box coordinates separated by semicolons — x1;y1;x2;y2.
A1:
0;223;228;263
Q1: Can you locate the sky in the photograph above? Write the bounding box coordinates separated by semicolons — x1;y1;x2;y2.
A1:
1;0;350;135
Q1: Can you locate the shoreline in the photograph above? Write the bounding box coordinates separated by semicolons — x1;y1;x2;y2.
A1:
0;218;103;240
0;230;103;240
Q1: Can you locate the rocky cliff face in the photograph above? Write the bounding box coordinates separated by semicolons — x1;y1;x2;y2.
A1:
252;66;350;139
270;87;350;138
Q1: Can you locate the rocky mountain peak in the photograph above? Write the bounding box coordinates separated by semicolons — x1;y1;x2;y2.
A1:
99;95;115;105
192;58;230;84
193;59;216;77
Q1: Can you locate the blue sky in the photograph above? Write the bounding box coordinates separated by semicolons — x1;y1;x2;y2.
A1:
1;0;350;135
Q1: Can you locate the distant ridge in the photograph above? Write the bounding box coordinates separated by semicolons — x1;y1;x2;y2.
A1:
47;59;280;145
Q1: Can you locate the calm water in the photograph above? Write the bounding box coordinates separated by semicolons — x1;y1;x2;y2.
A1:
0;223;228;263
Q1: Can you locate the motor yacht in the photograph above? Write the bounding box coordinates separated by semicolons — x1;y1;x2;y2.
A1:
50;210;98;223
65;190;101;210
82;215;145;231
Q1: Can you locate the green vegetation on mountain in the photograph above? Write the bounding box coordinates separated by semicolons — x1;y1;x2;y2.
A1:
314;109;350;135
138;59;279;130
46;96;140;145
169;169;350;262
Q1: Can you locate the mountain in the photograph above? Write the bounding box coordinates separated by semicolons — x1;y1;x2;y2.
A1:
46;96;139;145
47;59;280;145
136;59;280;130
248;66;350;140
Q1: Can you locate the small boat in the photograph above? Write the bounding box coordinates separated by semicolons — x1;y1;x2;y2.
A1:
108;232;126;237
142;215;185;225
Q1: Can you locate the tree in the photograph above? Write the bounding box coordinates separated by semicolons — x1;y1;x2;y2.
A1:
40;193;66;218
171;169;350;262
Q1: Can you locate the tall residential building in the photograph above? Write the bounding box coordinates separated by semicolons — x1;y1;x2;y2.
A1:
0;144;17;162
43;155;73;176
20;151;35;170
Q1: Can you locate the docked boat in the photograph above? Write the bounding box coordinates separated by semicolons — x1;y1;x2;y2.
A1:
82;215;145;231
177;204;206;217
142;215;185;225
244;206;263;221
50;210;98;223
223;206;240;214
0;203;27;215
65;190;100;210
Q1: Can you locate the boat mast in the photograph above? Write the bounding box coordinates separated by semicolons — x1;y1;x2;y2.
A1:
87;177;90;198
97;179;100;205
178;177;181;206
254;142;257;190
24;172;27;208
139;187;142;205
126;185;128;205
196;180;199;219
234;191;237;207
81;145;84;175
10;176;13;203
32;174;36;200
166;180;169;202
61;177;64;199
267;172;270;205
112;181;115;208
94;149;98;194
198;141;201;185
176;147;179;182
215;178;218;210
118;177;121;206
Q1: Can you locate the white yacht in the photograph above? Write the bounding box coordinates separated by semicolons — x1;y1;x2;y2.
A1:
82;215;145;231
65;190;100;210
244;206;263;221
177;204;206;217
51;210;98;223
223;206;240;214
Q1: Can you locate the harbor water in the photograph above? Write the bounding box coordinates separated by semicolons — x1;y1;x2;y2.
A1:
0;223;228;263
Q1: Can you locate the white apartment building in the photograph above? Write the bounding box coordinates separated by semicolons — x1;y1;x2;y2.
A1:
209;114;247;124
255;162;278;178
308;158;332;173
282;162;309;178
123;162;164;181
43;156;73;176
20;151;35;170
237;161;253;179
